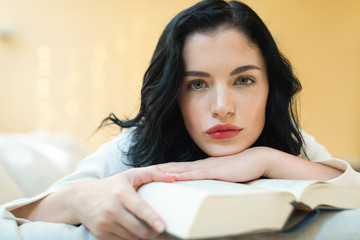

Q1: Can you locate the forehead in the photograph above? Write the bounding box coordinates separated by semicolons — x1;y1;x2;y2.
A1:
182;28;265;70
185;26;253;45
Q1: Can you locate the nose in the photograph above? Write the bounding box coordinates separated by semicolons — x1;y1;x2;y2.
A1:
211;85;235;118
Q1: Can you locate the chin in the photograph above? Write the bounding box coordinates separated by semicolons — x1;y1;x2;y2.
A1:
204;147;246;157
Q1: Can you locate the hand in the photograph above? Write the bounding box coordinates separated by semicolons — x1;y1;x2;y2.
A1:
158;147;268;183
72;166;176;240
158;146;342;182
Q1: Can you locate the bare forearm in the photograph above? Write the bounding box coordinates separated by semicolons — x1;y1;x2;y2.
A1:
261;147;343;180
11;182;82;224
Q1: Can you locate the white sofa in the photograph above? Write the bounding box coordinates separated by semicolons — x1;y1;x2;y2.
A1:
0;131;88;205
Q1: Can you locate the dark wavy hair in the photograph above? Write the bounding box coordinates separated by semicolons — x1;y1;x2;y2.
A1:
101;0;304;167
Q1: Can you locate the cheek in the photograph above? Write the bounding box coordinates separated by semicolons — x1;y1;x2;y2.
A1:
180;100;201;128
241;93;267;127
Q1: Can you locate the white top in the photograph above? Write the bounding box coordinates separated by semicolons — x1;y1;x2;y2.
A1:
1;128;359;224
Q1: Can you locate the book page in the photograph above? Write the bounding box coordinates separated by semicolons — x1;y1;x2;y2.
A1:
177;180;275;195
247;179;317;200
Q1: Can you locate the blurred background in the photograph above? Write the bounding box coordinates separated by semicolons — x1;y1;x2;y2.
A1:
0;0;359;169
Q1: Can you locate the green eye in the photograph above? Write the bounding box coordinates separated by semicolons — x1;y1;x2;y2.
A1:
235;77;254;86
189;80;206;90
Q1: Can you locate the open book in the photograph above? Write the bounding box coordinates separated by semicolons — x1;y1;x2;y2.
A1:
138;177;360;239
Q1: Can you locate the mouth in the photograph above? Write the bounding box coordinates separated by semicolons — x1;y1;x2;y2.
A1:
206;124;242;139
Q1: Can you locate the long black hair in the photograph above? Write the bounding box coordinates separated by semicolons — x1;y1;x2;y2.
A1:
101;0;304;167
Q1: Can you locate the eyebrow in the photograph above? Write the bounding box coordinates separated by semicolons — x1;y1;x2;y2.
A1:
184;71;210;77
230;65;261;76
184;65;261;77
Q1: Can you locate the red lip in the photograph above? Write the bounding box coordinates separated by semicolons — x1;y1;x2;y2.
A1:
206;124;242;139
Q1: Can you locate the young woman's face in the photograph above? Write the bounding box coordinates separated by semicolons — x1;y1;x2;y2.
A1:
178;28;269;157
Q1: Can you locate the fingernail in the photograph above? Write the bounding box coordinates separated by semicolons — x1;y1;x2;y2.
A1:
154;220;165;233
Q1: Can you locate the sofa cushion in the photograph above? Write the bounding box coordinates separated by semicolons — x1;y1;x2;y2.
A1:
0;131;88;204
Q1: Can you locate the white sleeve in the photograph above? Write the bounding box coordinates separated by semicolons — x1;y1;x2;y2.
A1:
300;130;360;186
0;128;135;224
299;130;332;161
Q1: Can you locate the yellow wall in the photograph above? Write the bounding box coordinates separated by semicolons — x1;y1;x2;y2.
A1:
245;0;360;167
0;0;359;168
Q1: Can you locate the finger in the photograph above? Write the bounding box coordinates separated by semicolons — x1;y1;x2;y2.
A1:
90;202;141;240
127;166;176;188
157;161;202;173
156;162;178;170
109;223;140;240
121;185;166;235
174;168;214;181
91;225;136;240
97;232;134;240
109;190;160;240
176;167;245;182
120;209;159;239
145;166;178;182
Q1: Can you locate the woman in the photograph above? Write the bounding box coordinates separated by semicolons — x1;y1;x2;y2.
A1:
1;1;357;240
